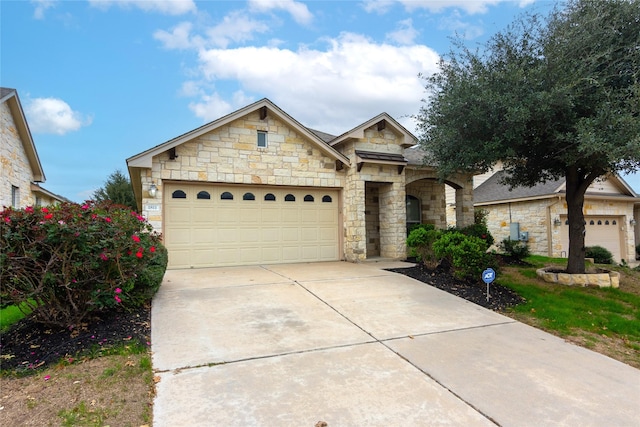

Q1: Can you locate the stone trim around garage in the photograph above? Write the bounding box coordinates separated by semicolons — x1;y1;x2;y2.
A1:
536;267;620;288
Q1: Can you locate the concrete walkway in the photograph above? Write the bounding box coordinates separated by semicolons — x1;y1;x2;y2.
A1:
151;261;640;426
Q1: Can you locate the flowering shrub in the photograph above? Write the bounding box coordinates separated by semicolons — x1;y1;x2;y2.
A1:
0;201;167;328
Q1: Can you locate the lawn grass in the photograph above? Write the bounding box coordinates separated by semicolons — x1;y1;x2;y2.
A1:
0;301;33;332
498;256;640;367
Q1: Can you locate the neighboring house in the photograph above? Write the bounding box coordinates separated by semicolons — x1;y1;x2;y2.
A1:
127;98;474;269
474;169;640;263
1;87;68;208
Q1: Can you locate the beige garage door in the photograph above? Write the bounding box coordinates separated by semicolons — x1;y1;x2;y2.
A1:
164;183;340;268
560;216;623;262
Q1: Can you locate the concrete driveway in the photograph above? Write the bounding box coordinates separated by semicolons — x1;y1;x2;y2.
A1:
152;261;640;426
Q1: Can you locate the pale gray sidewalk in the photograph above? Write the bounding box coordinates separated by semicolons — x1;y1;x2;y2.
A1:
152;261;640;426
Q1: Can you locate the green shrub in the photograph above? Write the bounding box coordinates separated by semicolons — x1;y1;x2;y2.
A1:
406;226;442;268
585;246;614;265
499;238;530;260
433;231;494;280
0;201;167;328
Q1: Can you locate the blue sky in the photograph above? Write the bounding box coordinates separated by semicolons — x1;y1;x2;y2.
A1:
2;0;638;202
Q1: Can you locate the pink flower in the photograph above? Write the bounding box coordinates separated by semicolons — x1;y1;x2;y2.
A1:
44;213;53;220
115;288;122;294
136;251;143;259
150;246;156;253
132;235;140;243
100;253;108;261
81;204;89;210
3;217;10;223
58;220;65;225
114;295;122;303
25;206;34;213
104;217;112;223
44;375;50;381
41;207;49;213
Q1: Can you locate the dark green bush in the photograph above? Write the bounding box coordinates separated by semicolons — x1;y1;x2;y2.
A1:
433;231;493;280
0;201;167;327
585;246;614;264
406;226;442;268
499;238;530;260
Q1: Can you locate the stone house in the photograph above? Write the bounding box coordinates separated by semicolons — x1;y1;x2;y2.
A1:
127;98;474;269
1;87;68;208
474;169;640;263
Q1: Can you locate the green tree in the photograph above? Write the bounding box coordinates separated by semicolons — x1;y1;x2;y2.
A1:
93;170;137;211
417;0;640;274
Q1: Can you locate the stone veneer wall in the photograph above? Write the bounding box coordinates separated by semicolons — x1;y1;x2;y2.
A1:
365;184;380;257
483;197;637;261
406;180;446;229
1;102;34;208
142;110;346;239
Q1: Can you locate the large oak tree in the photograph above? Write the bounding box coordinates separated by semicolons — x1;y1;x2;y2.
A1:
417;0;640;273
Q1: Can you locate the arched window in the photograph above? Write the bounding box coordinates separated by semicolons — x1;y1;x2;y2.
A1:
612;220;617;225
285;194;295;202
197;191;211;200
243;192;255;201
304;195;314;202
605;220;610;225
264;193;276;201
221;192;233;200
590;220;595;225
322;195;332;203
172;190;187;199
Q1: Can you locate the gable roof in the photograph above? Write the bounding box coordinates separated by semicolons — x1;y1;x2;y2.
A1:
127;98;350;168
475;170;639;204
329;113;417;148
1;87;45;182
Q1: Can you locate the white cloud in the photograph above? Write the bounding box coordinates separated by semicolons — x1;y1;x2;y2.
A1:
154;22;200;50
248;0;313;25
191;32;440;134
88;0;196;15
364;0;507;15
25;98;92;135
438;11;484;39
32;0;56;19
205;10;270;48
386;18;419;45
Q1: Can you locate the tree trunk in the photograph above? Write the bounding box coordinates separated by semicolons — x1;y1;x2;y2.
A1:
564;168;592;274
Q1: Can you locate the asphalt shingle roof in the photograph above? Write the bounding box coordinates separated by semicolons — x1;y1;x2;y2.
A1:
474;170;564;203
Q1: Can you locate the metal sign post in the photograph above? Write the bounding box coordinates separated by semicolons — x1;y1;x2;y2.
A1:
482;268;496;302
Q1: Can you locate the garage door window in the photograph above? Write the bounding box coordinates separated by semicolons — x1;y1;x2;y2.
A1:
221;192;233;200
265;193;276;201
197;191;211;199
304;195;314;202
243;192;255;201
285;194;295;202
322;195;332;203
172;190;187;199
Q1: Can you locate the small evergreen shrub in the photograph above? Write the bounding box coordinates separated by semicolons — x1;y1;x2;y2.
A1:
406;225;441;268
585;246;614;265
500;238;530;260
0;201;167;328
433;231;493;280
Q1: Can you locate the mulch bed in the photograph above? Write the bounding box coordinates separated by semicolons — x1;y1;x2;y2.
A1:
386;262;525;311
1;305;150;372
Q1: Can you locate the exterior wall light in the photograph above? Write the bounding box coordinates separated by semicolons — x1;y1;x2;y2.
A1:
631;218;637;227
148;183;158;198
553;217;562;226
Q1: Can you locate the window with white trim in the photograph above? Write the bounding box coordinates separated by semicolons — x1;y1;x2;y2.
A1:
11;186;19;207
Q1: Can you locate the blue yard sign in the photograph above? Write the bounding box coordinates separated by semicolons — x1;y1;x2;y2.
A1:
482;268;496;284
482;268;496;301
